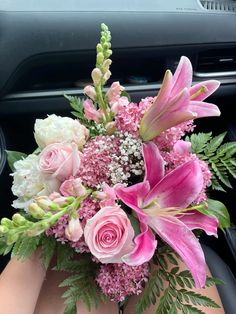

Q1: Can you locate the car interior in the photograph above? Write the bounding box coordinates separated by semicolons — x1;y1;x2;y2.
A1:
0;1;236;312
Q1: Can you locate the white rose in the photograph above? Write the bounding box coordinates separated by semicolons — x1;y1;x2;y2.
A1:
11;154;46;209
34;114;89;149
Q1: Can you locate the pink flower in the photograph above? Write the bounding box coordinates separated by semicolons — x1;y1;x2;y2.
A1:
65;217;83;242
39;143;81;181
84;205;135;263
106;82;124;105
115;142;218;288
140;56;220;141
84;85;96;101
83;99;102;122
60;177;87;197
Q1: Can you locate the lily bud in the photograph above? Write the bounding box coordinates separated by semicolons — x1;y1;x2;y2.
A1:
65;217;83;242
91;68;102;85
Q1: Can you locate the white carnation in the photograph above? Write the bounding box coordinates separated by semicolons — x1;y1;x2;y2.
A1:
34;114;89;149
11;154;45;209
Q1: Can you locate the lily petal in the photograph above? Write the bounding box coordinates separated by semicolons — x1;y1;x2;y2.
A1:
178;211;218;237
145;160;203;209
189;80;220;101
140;89;195;141
143;142;165;189
152;70;173;112
122;221;157;265
149;216;206;288
115;182;150;218
190;101;221;118
171;56;193;96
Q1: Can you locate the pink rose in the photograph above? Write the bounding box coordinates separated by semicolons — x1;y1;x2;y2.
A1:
84;206;134;263
65;217;83;242
39;143;81;181
60;177;87;197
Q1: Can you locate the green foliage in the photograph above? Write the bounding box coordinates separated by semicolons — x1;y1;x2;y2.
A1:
196;199;230;231
11;235;41;261
54;242;75;271
0;236;13;255
6;150;27;171
64;94;105;137
40;234;57;269
187;132;236;191
57;254;105;314
120;90;131;102
128;214;141;236
134;244;222;314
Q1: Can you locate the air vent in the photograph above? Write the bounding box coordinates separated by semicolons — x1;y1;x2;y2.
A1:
200;0;236;12
194;49;236;78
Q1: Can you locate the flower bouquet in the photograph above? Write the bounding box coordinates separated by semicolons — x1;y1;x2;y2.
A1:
0;24;235;314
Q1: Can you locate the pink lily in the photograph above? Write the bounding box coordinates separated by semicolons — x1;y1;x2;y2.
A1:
115;142;218;288
140;56;221;141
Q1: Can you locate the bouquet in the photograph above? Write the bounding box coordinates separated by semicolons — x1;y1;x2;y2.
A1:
0;24;235;314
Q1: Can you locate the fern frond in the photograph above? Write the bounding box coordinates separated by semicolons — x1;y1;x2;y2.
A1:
11;235;41;261
188;132;236;191
137;244;223;314
41;235;57;269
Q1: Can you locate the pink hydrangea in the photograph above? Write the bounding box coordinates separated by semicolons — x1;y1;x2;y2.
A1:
115;97;152;137
78;135;121;187
153;120;195;151
96;263;150;302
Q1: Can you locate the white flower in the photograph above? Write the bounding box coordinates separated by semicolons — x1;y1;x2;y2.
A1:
11;154;45;209
34;114;89;149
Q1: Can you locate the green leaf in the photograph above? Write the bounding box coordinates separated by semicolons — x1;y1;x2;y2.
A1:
55;243;75;270
196;199;230;230
178;289;220;308
41;235;57;269
120;90;131;102
205;276;224;287
128;214;141;236
134;269;163;314
204;132;226;155
63;304;77;314
211;162;232;188
11;235;41;261
6;150;27;171
187;132;212;154
0;238;13;255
